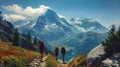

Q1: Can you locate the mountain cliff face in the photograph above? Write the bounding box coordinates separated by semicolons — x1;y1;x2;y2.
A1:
12;8;108;61
0;20;14;42
0;19;36;51
33;9;72;41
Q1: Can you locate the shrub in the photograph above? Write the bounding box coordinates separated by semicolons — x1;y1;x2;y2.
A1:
4;56;29;67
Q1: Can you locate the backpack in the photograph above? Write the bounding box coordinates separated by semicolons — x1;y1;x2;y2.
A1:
39;42;44;51
61;47;66;55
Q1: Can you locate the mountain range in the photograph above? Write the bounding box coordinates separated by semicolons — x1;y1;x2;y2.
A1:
11;8;108;61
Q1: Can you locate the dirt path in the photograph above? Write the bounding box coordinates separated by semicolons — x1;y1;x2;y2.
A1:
28;56;48;67
57;60;68;67
38;56;48;67
57;63;68;67
28;56;68;67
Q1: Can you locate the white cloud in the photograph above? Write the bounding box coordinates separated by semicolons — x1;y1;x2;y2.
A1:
3;4;50;22
4;14;26;22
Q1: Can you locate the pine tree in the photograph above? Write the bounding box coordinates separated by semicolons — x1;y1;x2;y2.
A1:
115;26;120;52
27;32;32;43
116;27;120;41
0;11;2;22
34;35;37;45
102;25;120;54
0;11;1;14
13;29;21;46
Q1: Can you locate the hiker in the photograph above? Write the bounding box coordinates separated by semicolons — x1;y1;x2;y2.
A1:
39;41;45;61
55;47;59;62
61;47;66;63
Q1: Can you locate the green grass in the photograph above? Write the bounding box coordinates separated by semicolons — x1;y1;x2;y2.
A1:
4;56;29;67
45;55;57;67
68;55;86;67
0;41;40;67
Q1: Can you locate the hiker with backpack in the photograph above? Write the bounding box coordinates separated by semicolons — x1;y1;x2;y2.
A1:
54;47;59;62
61;47;66;64
39;41;45;61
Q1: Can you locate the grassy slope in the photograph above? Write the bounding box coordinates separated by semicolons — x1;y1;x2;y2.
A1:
0;41;88;67
45;54;57;67
45;54;87;67
0;41;40;62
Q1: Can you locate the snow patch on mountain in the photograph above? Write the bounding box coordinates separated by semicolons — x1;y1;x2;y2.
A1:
88;18;100;23
74;25;86;32
29;21;36;28
57;13;65;18
15;21;30;28
60;21;68;26
69;20;82;25
44;23;58;30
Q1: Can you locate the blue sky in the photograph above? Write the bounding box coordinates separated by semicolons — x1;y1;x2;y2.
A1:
0;0;120;27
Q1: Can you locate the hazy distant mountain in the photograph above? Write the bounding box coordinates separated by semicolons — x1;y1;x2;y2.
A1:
69;18;108;33
12;8;108;61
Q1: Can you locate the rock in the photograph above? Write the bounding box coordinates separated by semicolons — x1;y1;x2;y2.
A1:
86;44;120;67
0;20;14;42
101;53;120;67
86;44;106;67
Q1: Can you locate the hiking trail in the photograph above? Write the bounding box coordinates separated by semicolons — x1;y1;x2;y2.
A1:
28;55;68;67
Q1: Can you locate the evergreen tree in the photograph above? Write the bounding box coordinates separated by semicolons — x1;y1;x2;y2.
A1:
102;25;120;54
0;11;1;14
27;32;32;43
34;35;37;45
13;29;21;46
0;11;2;21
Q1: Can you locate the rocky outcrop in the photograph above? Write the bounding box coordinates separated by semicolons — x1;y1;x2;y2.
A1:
86;44;120;67
0;20;14;34
101;53;120;67
0;20;14;42
86;44;106;67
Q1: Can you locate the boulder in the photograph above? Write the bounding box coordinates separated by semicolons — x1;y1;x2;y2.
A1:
101;53;120;67
86;44;106;67
86;44;120;67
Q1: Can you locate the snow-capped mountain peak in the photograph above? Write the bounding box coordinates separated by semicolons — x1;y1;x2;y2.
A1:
13;8;108;33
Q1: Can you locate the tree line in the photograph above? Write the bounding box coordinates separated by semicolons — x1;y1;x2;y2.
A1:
13;29;38;47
